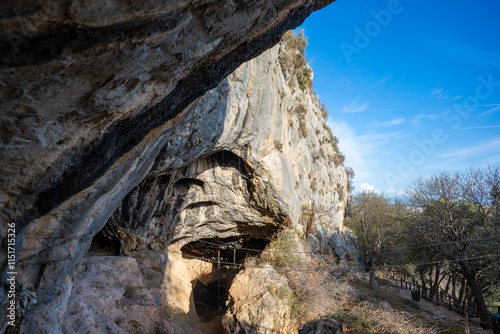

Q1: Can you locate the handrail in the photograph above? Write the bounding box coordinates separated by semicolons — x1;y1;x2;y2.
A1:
381;273;498;319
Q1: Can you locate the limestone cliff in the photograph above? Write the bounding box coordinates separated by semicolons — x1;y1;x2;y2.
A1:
62;39;349;334
0;1;345;333
107;42;348;256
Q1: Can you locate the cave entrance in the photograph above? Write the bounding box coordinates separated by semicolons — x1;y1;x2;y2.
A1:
86;226;121;256
180;236;268;323
193;277;228;323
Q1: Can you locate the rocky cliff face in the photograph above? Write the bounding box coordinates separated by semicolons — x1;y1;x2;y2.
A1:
107;42;348;256
0;1;344;333
64;39;348;334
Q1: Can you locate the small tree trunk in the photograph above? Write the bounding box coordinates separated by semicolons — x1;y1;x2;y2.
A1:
444;275;451;296
419;269;426;291
369;255;377;290
458;276;466;307
465;274;491;329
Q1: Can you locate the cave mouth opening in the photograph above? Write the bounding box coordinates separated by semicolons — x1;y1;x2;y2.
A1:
86;226;121;256
180;236;270;323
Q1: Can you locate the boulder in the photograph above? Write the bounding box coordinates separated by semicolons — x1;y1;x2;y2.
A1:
222;264;295;334
299;318;343;334
404;298;422;309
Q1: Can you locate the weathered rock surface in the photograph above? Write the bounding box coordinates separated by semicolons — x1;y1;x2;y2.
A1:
222;264;295;334
0;0;338;332
64;256;173;334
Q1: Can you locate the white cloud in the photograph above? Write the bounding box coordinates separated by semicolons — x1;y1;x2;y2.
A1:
370;118;406;128
327;121;373;181
327;120;406;184
426;136;500;171
439;136;500;159
341;100;369;113
477;104;500;118
375;74;392;85
359;183;381;193
411;113;442;128
430;87;451;100
387;188;405;196
454;125;500;131
450;95;464;101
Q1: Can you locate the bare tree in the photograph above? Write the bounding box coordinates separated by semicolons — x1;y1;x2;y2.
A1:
407;166;500;328
346;191;402;290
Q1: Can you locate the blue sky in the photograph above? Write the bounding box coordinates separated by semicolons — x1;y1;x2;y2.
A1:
298;0;500;195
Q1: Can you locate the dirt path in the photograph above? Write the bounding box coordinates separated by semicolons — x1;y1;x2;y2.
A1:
376;277;491;334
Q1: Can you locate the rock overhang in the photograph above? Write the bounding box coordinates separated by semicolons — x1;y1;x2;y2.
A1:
0;1;343;332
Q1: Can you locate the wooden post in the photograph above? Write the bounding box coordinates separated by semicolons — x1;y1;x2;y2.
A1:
217;250;221;310
233;249;236;265
465;310;471;334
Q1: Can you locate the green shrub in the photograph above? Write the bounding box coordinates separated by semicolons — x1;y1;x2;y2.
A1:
297;66;313;92
279;30;313;92
162;301;174;321
320;103;329;120
266;284;292;300
282;30;308;56
261;227;300;270
124;285;137;299
294;103;307;120
332;152;345;166
298;120;307;138
274;140;283;153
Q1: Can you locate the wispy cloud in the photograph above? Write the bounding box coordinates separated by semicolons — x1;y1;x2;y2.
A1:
341;99;369;113
411;113;442;128
454;125;500;131
477;104;500;118
372;107;422;112
413;114;441;121
449;95;464;101
370;118;406;128
439;136;500;159
430;87;451;100
430;39;500;68
374;74;392;86
327;120;406;182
